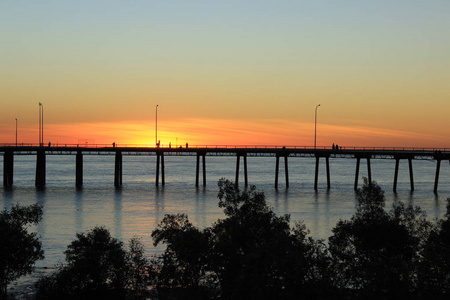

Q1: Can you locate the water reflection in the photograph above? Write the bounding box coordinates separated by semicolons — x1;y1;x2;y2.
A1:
154;186;165;229
195;187;207;228
74;190;84;233
35;189;47;238
113;189;123;240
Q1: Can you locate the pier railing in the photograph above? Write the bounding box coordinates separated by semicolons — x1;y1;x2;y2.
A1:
1;144;449;192
0;143;448;152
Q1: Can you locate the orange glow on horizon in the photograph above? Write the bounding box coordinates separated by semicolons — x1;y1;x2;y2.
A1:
0;118;448;149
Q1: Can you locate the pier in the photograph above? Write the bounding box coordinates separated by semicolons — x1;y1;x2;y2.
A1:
1;145;449;192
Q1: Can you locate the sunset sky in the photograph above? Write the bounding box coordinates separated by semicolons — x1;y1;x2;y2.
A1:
1;1;449;147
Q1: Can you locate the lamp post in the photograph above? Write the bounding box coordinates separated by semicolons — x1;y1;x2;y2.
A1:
314;104;320;150
15;118;18;146
38;102;44;146
155;104;159;147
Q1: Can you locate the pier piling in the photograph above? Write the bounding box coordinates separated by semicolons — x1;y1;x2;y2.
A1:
326;156;330;190
155;151;165;186
35;149;46;188
195;152;207;187
76;151;83;188
0;146;447;192
367;157;372;185
408;158;414;191
434;159;441;193
114;151;122;188
3;150;14;187
314;154;330;190
275;152;289;189
235;152;248;187
314;156;319;191
354;157;360;191
393;158;400;192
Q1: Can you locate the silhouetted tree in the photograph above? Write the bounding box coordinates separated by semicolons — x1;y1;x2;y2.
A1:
150;213;212;299
328;178;432;299
36;227;150;299
418;198;450;299
0;204;44;299
151;178;330;300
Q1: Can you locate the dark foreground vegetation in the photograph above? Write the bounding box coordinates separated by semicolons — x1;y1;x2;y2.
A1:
2;178;450;299
0;204;44;299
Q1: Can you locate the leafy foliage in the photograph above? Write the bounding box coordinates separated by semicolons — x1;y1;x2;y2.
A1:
151;178;330;299
328;178;432;298
0;204;44;299
31;178;450;299
36;227;150;299
418;198;450;298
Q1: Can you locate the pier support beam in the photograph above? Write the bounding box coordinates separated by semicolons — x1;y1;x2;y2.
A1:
354;154;372;190
393;158;400;192
155;151;165;186
76;151;83;188
3;150;14;188
35;149;46;188
434;159;441;193
275;152;289;189
408;158;414;191
114;151;122;188
354;157;360;191
367;157;372;185
235;152;248;188
314;155;330;190
326;156;330;190
314;156;319;191
196;152;207;187
393;155;415;192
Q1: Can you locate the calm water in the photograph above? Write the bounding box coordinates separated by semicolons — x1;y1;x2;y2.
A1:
1;154;450;269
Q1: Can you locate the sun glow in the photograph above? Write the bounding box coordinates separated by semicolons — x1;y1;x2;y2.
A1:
1;118;448;149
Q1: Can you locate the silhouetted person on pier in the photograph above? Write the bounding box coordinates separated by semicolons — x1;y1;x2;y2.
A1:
336;144;339;151
169;142;171;148
332;143;335;151
186;143;188;149
48;142;51;147
112;142;115;148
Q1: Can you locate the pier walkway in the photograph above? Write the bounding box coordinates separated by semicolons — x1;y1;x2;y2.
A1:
1;145;449;192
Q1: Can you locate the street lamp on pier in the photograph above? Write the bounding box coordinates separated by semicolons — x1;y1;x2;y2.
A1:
314;104;321;150
156;104;159;147
39;102;44;146
15;118;18;146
